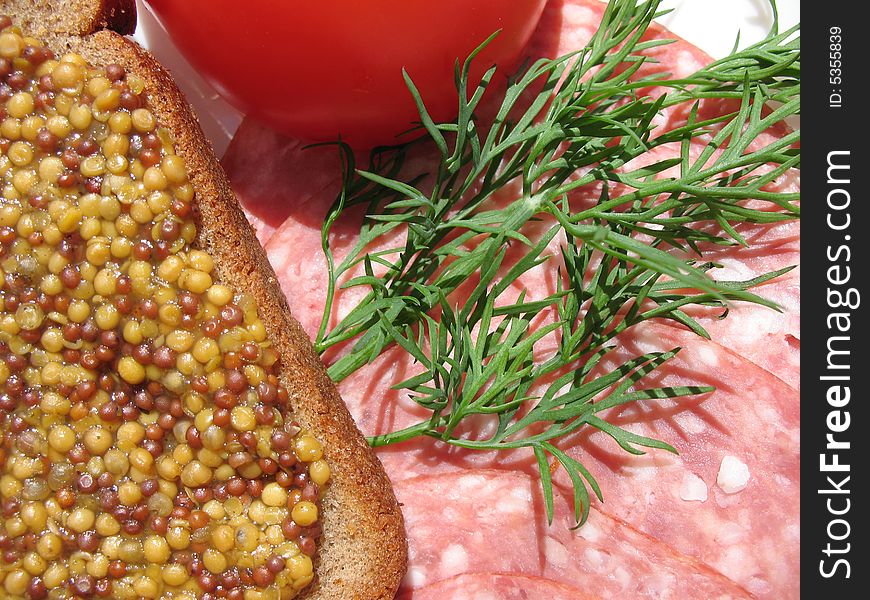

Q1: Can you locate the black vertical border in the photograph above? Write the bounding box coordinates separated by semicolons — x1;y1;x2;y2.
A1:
802;2;865;596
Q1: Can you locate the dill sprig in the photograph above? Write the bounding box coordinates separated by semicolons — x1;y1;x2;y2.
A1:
314;0;800;525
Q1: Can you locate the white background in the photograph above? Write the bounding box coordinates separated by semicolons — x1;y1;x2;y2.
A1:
132;0;800;156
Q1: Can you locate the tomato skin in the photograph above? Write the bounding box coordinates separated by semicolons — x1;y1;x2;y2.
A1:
144;0;547;148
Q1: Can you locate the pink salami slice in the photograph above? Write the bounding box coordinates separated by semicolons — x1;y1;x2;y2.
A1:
399;573;595;600
667;217;800;390
393;470;543;591
528;0;709;77
556;322;799;598
395;469;754;598
221;123;344;245
684;273;800;390
543;501;755;599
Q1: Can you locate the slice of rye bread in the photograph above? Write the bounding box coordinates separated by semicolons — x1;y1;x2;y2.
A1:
2;1;408;598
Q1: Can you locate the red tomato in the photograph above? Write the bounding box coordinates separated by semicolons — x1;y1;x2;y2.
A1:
144;0;547;148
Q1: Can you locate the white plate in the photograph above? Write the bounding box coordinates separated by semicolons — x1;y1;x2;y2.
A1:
132;0;800;157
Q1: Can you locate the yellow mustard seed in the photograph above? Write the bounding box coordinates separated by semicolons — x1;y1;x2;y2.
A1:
95;513;121;537
3;568;30;595
291;501;319;527
106;153;129;174
157;303;182;327
175;182;194;203
187;249;214;273
22;551;47;576
129;199;154;224
67;299;90;322
122;320;143;344
148;190;172;214
36;533;63;560
1;117;21;141
66;507;95;533
117;356;146;384
21;503;48;532
234;523;259;552
8;92;35;119
0;32;24;59
20;115;44;139
157;254;183;282
85;553;108;578
92;268;116;295
80;155;106;177
202;548;228;574
39;328;64;353
287;554;314;582
166;526;190;550
182;269;212;294
12;169;36;194
83;426;113;455
42;563;69;589
129;448;155;473
131;108;156;132
110;235;133;258
192;337;219;363
108;110;132;134
118;481;143;506
172;443;194;466
211;524;235;552
40;392;70;416
265;524;284;546
38;156;64;183
176;352;197;375
309;460;331;487
8;140;34;166
5;516;27;537
51;62;83;89
143;166;168;191
156;456;181;480
94;88;121;112
231;405;257;432
162;154;187;184
132;576;159;599
68;104;92;130
261;483;288;508
180;460;212;487
162;564;187;586
143;535;171;564
79;216;101;239
118;538;145;564
117;421;145;444
294;434;324;463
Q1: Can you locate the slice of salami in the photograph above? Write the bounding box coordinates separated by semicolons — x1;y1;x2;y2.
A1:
688;221;801;390
395;469;754;598
543;502;755;599
680;269;800;390
221;121;344;245
393;470;544;592
557;322;799;598
399;573;595;600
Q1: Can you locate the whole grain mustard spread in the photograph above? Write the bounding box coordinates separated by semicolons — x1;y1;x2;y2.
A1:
0;15;328;600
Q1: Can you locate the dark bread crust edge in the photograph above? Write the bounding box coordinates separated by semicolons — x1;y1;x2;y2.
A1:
92;0;136;35
2;0;136;36
5;2;408;598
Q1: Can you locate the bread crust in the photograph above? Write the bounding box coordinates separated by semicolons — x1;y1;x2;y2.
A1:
3;0;135;37
3;1;408;598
